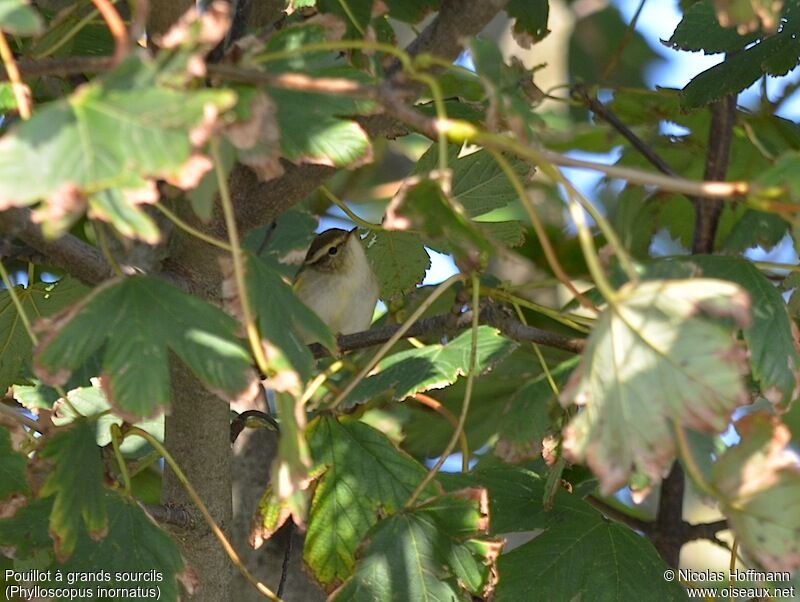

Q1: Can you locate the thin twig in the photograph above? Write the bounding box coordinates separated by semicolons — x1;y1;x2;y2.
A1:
154;203;234;252
601;0;648;82
0;402;43;433
412;393;470;471
212;138;270;375
309;305;586;359
0;31;31;119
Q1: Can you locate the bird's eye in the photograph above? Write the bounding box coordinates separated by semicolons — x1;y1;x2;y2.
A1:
328;246;338;256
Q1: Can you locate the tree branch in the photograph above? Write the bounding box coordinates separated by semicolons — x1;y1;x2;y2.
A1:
651;93;738;569
0;207;113;284
692;95;737;254
309;305;586;358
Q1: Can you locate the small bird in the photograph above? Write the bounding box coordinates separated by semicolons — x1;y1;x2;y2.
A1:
294;228;379;337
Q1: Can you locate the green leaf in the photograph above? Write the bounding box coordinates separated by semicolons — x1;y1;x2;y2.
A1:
495;358;578;463
58;493;185;599
496;504;684;601
365;230;430;301
260;24;375;167
468;38;544;138
303;416;436;589
712;0;785;32
0;0;42;35
690;255;800;405
477;220;527;248
34;276;255;419
666;0;760;53
680;17;800;107
561;279;750;494
0;57;235;234
245;252;335;381
0;426;27;501
756;150;800;202
332;491;498;601
89;189;161;244
507;0;550;47
0;497;54;561
719;209;789;253
414;145;529;217
52;384;163;457
385;177;497;259
441;466;684;601
0;278;87;393
712;413;800;572
270;82;373;168
38;419;107;560
344;327;518;408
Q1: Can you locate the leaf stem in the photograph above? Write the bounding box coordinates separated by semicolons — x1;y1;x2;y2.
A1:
123;427;283;601
154;202;234;252
487;287;592;333
0;30;31;119
211;138;271;376
412;393;470;472
567;200;618;303
93;223;124;276
0;261;37;344
327;273;465;410
405;273;480;508
0;402;43;433
335;0;365;36
110;423;131;495
318;186;382;231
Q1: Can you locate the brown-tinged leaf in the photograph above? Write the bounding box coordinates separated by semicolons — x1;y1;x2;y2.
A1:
713;413;800;571
561;279;751;495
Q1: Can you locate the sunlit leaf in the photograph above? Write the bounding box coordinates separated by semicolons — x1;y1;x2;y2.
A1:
344;327;518;408
302;416;437;589
0;0;42;35
712;413;800;571
561;279;750;494
34;276;255;419
0;57;235;237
